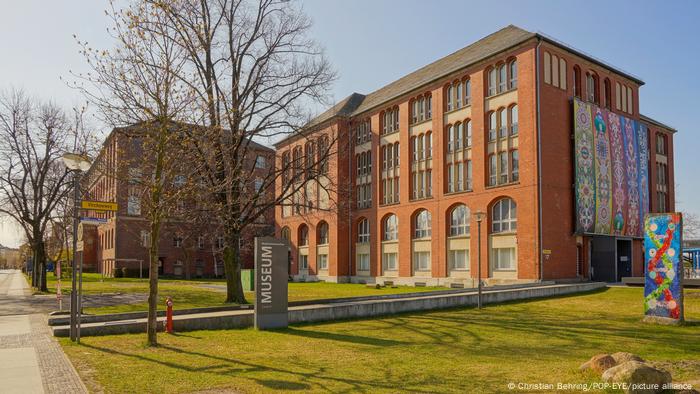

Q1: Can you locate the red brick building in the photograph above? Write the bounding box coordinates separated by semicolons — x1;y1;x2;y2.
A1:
275;26;676;286
82;124;275;277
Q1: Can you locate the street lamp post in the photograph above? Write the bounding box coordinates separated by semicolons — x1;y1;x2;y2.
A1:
62;153;91;343
474;210;486;309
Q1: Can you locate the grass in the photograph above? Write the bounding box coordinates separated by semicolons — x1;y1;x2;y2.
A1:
60;287;700;393
40;273;444;314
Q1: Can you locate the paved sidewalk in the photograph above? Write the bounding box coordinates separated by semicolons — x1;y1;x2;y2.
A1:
0;270;87;394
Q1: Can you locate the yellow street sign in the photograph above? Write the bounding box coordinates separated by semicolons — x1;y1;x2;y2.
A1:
81;200;118;211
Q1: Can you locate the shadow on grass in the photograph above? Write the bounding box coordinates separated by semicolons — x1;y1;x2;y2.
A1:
281;326;407;347
255;379;310;391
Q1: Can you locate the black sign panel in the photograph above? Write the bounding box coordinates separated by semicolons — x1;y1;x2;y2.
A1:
254;237;288;329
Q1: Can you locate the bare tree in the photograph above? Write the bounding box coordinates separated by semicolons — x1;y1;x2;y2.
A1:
0;89;92;292
147;0;338;303
72;1;193;346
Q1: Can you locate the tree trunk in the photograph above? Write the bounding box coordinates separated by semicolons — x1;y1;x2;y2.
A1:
223;229;246;304
36;241;48;292
146;220;160;346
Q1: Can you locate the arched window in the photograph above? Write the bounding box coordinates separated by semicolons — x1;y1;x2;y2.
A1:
604;78;612;109
447;124;455;152
281;227;291;241
450;204;471;236
414;209;432;239
509;59;517;89
465;120;472;147
510;105;518;135
573;66;581;98
446;85;454;111
425;131;432;158
492;198;517;233
318;222;329;244
299;225;309;246
463;79;471;105
488;68;497;96
455;122;463;150
393;142;400;167
358;218;370;243
488;112;497;141
383;214;398;241
498;64;507;93
455;81;462;108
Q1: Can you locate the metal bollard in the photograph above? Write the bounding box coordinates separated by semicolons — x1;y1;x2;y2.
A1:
165;296;174;334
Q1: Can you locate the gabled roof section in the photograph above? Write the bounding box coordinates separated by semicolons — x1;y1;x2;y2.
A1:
351;25;535;116
305;92;366;129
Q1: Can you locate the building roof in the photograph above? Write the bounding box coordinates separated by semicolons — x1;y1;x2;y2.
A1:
640;114;677;133
277;24;649;148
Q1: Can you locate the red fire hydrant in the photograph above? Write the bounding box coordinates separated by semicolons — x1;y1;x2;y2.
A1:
165;296;174;334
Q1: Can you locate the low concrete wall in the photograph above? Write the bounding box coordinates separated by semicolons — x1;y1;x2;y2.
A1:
52;282;605;337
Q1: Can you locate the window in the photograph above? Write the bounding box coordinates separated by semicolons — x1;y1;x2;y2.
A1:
381;106;399;134
511;150;519;182
173;236;182;248
318;254;328;270
657;191;667;212
197;236;204;249
173;174;186;188
466;160;472;190
544;52;551;84
604;79;612;108
499;152;508;184
488;112;497;141
425;132;432;158
552;55;559;88
615;82;622;110
292;146;302;180
586;72;599;103
255;155;266;169
498;64;507;93
281;227;291;241
413;251;431;271
510;105;518;135
254;178;264;192
299;254;308;270
450;204;470;236
358;254;370;271
447;164;454;192
383;252;397;271
317;135;329;174
141;230;151;248
446;85;454;111
488;68;497;96
304;142;315;180
414;210;432;238
573;66;581;98
282;152;291;184
492;198;517;233
489;154;497;186
411;94;431;123
498;108;507;138
492;247;516;270
358;218;370;243
463;79;471;105
656;134;666;155
299;225;309;246
621;83;627;112
626;86;633;114
383;214;398;241
449;249;469;270
559;58;567;90
465;120;472;147
318;222;329;244
509;60;517;89
217;236;224;249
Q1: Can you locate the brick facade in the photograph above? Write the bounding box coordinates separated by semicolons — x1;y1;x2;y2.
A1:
273;25;676;285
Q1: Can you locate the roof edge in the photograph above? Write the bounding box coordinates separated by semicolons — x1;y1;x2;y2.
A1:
640;114;677;133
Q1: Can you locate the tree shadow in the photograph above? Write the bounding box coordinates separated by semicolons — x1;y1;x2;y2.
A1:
281;326;407;347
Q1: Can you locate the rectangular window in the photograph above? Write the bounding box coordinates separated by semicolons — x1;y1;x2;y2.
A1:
449;249;469;270
173;237;182;248
358;254;370;271
544;52;551;84
466;160;473;190
488;69;497;96
464;80;471;105
489;155;497;186
383;252;397;271
615;82;622;110
299;254;308;270
318;254;328;270
456;162;464;191
255;155;266;169
500;152;508;184
465;121;472;147
446;85;453;111
197;236;204;249
492;247;516;270
511;150;519;182
627;86;633;114
413;251;431;271
447;164;454;193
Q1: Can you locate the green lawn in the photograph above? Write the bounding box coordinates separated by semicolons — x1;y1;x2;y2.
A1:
41;273;444;314
60;287;700;393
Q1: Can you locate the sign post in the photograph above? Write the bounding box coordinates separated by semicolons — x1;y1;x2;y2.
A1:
254;237;288;330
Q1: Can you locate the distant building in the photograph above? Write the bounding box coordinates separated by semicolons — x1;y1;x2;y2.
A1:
275;25;676;286
82;123;275;278
0;244;21;269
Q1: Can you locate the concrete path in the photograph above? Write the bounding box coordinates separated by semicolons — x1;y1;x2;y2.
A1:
0;269;87;394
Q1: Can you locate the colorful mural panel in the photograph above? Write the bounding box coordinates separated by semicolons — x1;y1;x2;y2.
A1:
644;213;683;320
573;98;649;237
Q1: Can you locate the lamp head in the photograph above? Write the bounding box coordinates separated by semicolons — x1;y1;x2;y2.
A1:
474;210;486;223
62;153;91;172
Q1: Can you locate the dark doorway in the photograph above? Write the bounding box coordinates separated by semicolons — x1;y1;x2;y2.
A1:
158;257;165;275
616;239;632;281
590;236;616;282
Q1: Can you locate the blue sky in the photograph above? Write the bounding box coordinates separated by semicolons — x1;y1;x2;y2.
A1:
0;0;697;247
